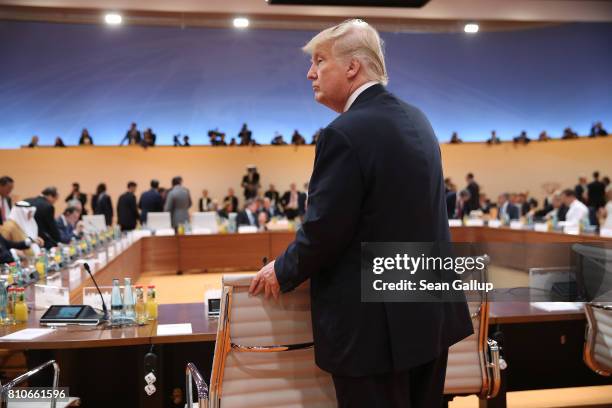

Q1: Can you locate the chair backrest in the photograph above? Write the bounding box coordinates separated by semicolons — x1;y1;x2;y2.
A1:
584;298;612;376
209;274;336;408
444;254;500;399
82;214;106;233
192;212;219;234
146;212;172;231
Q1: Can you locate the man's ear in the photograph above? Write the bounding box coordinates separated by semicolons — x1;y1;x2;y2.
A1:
346;58;361;80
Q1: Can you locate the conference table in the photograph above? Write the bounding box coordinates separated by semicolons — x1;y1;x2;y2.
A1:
1;227;611;407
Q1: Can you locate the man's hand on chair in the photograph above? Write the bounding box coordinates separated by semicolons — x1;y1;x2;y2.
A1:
249;260;280;301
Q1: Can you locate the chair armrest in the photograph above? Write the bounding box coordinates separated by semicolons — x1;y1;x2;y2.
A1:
186;362;209;408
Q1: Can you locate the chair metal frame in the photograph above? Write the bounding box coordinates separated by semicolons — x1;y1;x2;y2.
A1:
584;302;612;376
0;359;60;408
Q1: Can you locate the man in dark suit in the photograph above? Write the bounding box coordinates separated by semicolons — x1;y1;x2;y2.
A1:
138;180;163;225
264;184;281;209
223;188;239;213
587;171;606;210
120;122;141;145
465;173;480;212
280;183;302;220
497;193;520;221
65;182;87;215
0;176;14;225
117;181;139;231
575;176;588;203
198;189;213;212
236;199;260;227
250;20;472;408
26;187;61;249
56;206;83;243
92;183;113;226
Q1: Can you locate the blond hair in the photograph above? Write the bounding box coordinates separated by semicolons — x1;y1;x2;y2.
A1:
303;19;388;86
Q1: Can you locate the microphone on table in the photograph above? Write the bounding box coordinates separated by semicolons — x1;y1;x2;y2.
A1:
84;262;109;321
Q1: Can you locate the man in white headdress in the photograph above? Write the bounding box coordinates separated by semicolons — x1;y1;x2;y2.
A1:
0;201;44;257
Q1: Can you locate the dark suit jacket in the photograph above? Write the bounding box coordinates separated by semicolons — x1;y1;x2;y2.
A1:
587;180;606;209
0;235;29;263
56;216;76;244
466;181;480;212
139;189;163;224
26;196;61;249
497;202;520;220
223;195;239;213
274;84;472;377
93;193;113;226
0;196;12;225
198;197;212;212
236;210;258;227
117;192;139;231
264;190;280;204
446;191;457;219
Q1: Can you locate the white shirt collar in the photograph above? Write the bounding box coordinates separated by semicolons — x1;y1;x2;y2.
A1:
343;81;379;112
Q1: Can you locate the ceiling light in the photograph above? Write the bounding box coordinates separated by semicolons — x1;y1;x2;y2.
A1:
233;18;249;29
105;13;122;25
464;23;479;34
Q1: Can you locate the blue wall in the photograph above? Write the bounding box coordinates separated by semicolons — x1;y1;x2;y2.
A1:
0;21;610;147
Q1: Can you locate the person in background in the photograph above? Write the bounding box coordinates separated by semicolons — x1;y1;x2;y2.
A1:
513;130;530;144
497;193;520;221
271;132;287;145
26;187;61;249
449;131;462;144
0;176;14;225
121;122;141;145
117;181;139;231
56;206;83;243
223;188;239;213
598;190;612;230
575;177;588;203
264;184;281;209
54;137;66;147
182;135;191;146
479;193;492;214
173;135;182;147
281;183;301;220
562;127;578;139
261;197;282;219
79;128;94;145
217;200;233;220
236;198;260;227
139;179;163;225
238;123;253;145
198;189;213;212
92;183;113;226
28;135;39;148
65;182;87;215
164;176;192;228
587;171;606;210
486;130;501;144
0;201;44;257
241;165;260;200
465;173;480;212
453;189;471;219
590;121;608;137
538;131;551;141
311;128;323;145
257;211;269;231
562;189;589;225
291;130;306;145
142;128;156;147
0;234;37;264
545;193;566;222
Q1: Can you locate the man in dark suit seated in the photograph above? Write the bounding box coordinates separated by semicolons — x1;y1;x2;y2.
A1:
56;206;83;243
250;19;472;408
26;187;61;249
261;197;282;219
117;181;139;231
497;192;520;222
236;198;260;228
138;179;163;225
0;176;14;226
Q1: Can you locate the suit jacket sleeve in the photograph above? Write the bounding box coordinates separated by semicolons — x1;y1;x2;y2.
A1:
44;204;61;243
274;127;362;292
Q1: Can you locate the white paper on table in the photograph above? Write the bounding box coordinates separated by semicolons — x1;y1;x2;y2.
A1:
534;223;549;232
1;328;55;341
97;251;107;265
34;285;69;310
509;221;523;230
448;219;463;227
563;224;580;235
107;246;116;259
68;266;81;282
531;302;584;312
156;323;193;336
487;219;502;228
465;218;484;227
600;228;612;238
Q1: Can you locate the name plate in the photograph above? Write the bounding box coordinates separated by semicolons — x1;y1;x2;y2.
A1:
107;245;116;259
448;219;463;227
509;221;523;230
68;266;82;282
563;224;580;235
534;223;549;232
601;228;612;238
487;219;502;228
97;251;107;266
465;219;484;227
34;284;69;310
